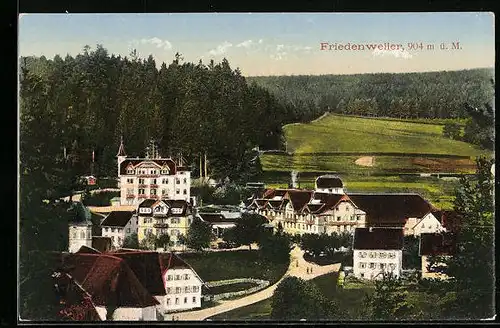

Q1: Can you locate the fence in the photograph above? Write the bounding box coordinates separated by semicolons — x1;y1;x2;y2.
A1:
204;278;270;301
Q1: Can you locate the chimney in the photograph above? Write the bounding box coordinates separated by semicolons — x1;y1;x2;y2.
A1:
291;171;298;188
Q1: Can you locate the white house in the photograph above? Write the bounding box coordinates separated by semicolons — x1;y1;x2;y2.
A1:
353;227;404;280
100;211;138;249
116;137;191;206
198;213;237;238
405;211;445;236
315;175;345;194
68;202;93;253
159;252;204;313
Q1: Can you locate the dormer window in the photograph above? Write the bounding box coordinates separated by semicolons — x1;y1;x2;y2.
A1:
127;168;134;174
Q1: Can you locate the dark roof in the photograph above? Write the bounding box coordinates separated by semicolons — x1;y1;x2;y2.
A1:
268;199;289;210
92;237;112;253
199;213;237;223
101;211;134;227
119;158;177;176
55;273;102;321
348;193;435;228
138;199;157;208
419;232;457;256
110;250;166;296
59;253;159;307
306;203;325;214
316;175;343;188
163;199;191;216
76;245;101;254
287;190;313;211
354;228;404;250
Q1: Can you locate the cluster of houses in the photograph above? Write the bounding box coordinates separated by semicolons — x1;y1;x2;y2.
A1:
246;175;460;280
61;141;462;321
53;247;204;321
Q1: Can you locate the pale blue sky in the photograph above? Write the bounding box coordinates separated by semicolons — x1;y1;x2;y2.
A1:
19;13;495;76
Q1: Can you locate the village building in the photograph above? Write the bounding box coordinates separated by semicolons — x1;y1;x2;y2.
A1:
353;227;404;280
159;252;204;312
314;174;345;194
116;137;192;206
137;198;194;249
100;211;138;249
68;202;93;253
419;232;456;280
57;252;160;321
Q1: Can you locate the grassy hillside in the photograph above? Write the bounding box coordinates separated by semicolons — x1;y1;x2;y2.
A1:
283;114;484;155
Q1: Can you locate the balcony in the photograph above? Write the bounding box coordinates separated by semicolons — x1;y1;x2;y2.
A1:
150;194;159;199
138;184;147;188
150;184;158;188
126;194;135;199
153;222;169;229
138;194;148;199
137;174;160;178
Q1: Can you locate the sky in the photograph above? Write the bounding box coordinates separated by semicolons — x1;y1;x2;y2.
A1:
18;12;495;76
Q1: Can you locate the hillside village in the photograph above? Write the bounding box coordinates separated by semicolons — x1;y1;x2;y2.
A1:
54;138;473;321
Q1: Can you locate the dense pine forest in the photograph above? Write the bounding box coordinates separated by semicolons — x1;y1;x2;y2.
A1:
247;69;494;123
20;45;287;183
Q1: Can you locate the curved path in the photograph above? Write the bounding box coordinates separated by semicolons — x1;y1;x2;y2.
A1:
171;246;341;321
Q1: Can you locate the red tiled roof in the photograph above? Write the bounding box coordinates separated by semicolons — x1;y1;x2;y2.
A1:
348;193;435;228
76;245;101;254
287;190;313;211
59;253;159;308
159;253;205;285
419;232;457;256
354;228;404;250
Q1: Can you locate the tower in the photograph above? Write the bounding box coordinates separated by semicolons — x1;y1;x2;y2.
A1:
117;136;127;178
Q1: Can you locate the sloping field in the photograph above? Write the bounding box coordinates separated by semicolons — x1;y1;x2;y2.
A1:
283;114;485;156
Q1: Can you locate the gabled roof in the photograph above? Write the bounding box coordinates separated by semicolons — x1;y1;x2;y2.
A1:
138;199;157;208
163;199;191;216
101;211;134;227
159;253;205;285
58;253;159;308
316;175;343;188
76;245;101;254
116;137;127;157
267;199;289;210
110;250;166;296
119;158;177;175
354;228;404;250
305;203;325;214
348;193;435;228
419;232;457;256
287;190;314;211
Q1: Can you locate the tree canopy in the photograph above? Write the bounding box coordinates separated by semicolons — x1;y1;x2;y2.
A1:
186;217;214;251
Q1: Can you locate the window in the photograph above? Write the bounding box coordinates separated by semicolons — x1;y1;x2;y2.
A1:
118;237;122;244
126;228;130;233
175;287;181;293
72;231;77;238
176;189;180;194
184;274;189;280
151;189;157;195
183;178;187;184
184;286;190;293
167;275;173;281
360;273;364;278
105;227;109;233
346;205;350;211
379;252;387;258
193;286;200;292
171;218;180;224
112;228;117;233
161;169;168;174
360;262;366;269
388;252;396;259
369;263;375;269
127;169;134;174
166;298;171;305
80;231;85;239
175;275;180;280
369;252;375;258
175;298;179;305
127;178;134;184
162;178;168;184
183;189;187;195
166;287;171;294
139;189;145;195
335;207;339;211
184;297;188;304
162;189;167;195
192;297;196;303
152;179;157;184
380;263;385;269
337;216;341;221
389;263;396;270
139;178;145;184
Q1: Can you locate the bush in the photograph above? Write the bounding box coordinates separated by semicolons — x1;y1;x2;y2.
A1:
81;191;120;206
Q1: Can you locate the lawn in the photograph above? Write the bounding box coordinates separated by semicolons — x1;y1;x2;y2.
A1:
207;282;259;295
177;250;289;285
209;298;273;320
283;113;485;156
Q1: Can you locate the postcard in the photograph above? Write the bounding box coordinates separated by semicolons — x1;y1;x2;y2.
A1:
18;12;495;323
